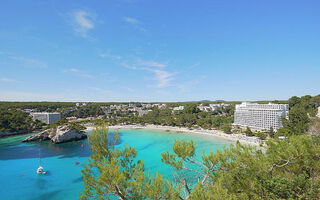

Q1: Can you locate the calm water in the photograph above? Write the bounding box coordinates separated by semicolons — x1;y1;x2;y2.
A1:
0;129;232;200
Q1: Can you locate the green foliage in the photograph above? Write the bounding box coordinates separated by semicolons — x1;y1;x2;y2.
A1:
184;103;200;114
69;123;86;131
80;126;181;200
45;119;68;129
188;136;320;199
81;126;320;199
127;106;234;131
0;101;75;112
45;119;86;131
221;124;232;134
0;109;41;133
268;127;275;138
245;127;253;136
254;131;267;140
64;104;104;118
279;94;320;136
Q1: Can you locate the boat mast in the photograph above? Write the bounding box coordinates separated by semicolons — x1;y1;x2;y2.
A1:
39;149;41;166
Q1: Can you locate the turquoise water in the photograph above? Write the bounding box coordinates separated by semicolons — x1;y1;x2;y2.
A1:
0;129;232;200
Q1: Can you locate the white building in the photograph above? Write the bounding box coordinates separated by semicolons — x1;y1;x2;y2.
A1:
233;102;289;130
32;112;61;124
198;105;211;112
173;106;185;111
209;103;229;111
317;106;320;118
138;110;152;117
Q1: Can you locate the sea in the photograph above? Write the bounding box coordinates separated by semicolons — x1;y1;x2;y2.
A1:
0;129;233;200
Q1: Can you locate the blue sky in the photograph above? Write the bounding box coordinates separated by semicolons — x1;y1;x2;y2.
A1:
0;0;319;102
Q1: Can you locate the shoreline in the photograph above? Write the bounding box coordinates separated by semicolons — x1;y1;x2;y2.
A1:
86;124;262;146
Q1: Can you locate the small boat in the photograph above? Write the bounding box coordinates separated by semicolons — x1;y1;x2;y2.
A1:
75;162;80;165
37;166;46;175
37;150;47;175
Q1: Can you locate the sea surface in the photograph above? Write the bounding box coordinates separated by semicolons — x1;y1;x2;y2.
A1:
0;129;233;200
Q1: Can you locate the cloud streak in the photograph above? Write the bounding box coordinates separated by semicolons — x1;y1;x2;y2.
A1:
63;68;94;78
146;68;175;88
0;78;18;83
137;59;167;68
98;51;122;60
121;59;175;88
71;10;95;38
0;52;48;68
123;17;139;25
123;16;148;34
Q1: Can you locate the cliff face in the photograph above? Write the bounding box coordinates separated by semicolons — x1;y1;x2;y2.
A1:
23;125;87;144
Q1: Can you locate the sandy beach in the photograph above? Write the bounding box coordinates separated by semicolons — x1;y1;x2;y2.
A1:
86;124;262;146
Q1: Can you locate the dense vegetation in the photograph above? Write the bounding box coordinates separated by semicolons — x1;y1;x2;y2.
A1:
1;94;319;138
0;109;43;133
277;94;320;136
0;101;75;112
81;126;320;199
80;95;320;199
116;103;235;130
45;119;86;131
62;104;104;118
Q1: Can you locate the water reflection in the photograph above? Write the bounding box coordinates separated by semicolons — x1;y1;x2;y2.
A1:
35;177;49;190
72;176;83;183
32;190;63;200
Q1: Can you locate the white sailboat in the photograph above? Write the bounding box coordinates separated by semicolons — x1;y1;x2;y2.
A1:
37;150;46;175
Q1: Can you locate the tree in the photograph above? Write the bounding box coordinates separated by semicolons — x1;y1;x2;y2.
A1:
184;103;200;114
245;126;253;136
81;126;320;199
80;125;180;200
188;136;320;199
269;127;275;138
255;131;267;140
0;109;38;133
221;124;232;134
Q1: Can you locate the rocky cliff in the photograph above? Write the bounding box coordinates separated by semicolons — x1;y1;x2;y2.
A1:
23;125;87;144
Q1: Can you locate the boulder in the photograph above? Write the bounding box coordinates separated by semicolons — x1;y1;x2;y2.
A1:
23;125;87;144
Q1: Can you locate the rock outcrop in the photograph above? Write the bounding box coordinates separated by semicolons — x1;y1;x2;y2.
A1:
23;125;87;144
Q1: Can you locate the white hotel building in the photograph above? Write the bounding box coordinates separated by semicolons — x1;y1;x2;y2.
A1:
32;112;61;124
233;102;289;130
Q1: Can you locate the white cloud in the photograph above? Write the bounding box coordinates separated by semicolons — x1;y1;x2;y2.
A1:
98;51;122;60
0;78;18;83
8;55;48;68
123;17;139;25
68;68;79;73
121;58;175;88
123;16;148;34
135;59;173;87
137;59;167;68
71;10;95;38
63;68;94;78
188;63;200;70
147;69;175;88
120;62;137;70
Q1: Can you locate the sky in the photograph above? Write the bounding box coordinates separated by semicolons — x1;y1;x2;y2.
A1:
0;0;319;102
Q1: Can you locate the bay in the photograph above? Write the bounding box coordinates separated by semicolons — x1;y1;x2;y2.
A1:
0;129;232;200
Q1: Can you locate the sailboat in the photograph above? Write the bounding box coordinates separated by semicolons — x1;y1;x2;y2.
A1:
37;150;46;175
